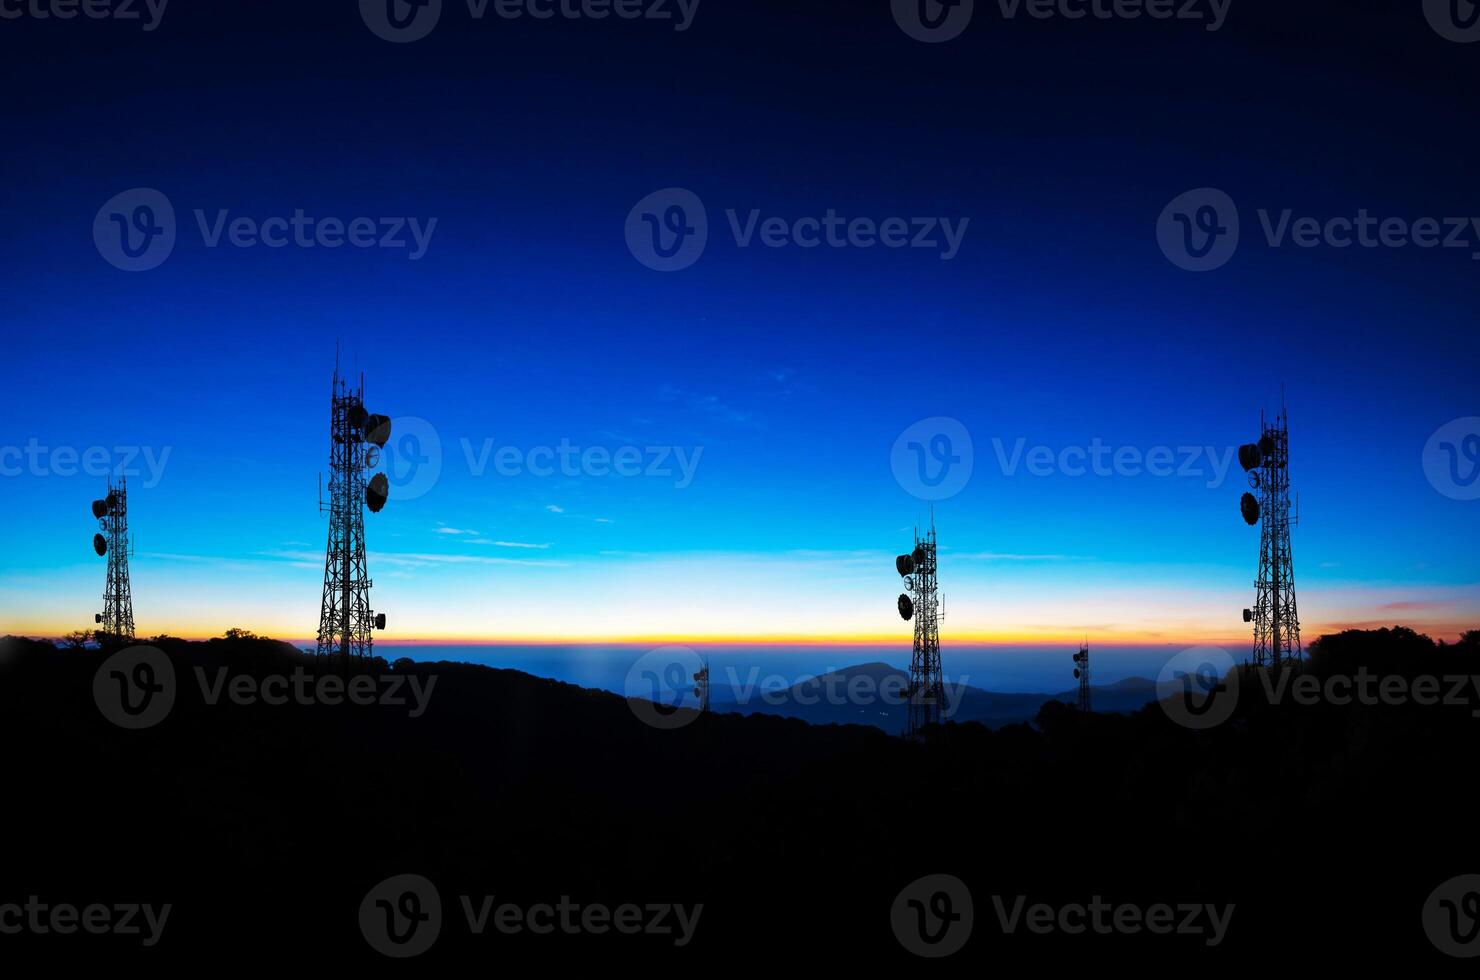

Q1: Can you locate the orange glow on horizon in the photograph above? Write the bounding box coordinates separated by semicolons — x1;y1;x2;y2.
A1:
9;620;1475;648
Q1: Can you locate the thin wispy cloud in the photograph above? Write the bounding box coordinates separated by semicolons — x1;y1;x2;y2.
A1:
150;552;320;571
657;384;757;426
373;552;566;569
255;548;564;569
951;552;1096;562
546;504;565;514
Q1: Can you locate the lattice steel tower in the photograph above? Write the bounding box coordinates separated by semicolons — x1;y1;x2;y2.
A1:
894;514;945;739
1237;407;1302;669
90;477;135;643
316;363;392;661
1073;641;1090;711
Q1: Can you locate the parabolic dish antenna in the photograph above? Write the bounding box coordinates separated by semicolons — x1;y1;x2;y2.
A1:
1240;492;1260;525
366;472;390;512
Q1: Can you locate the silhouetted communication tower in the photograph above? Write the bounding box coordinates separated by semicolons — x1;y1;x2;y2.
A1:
1237;406;1302;669
692;655;711;714
316;363;392;661
1073;641;1090;712
90;476;135;643
894;513;945;739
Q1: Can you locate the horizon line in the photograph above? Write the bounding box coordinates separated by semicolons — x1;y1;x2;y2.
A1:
10;622;1474;648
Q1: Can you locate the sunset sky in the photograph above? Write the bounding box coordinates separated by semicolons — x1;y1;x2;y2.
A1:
3;2;1477;649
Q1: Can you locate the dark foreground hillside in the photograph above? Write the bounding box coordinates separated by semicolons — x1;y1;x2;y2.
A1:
1;628;1478;968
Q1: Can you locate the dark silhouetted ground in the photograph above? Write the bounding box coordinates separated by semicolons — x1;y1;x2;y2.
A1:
1;627;1477;967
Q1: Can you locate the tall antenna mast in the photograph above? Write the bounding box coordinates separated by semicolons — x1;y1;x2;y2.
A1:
1237;403;1302;669
90;476;135;643
1073;640;1090;711
893;511;945;739
316;360;393;663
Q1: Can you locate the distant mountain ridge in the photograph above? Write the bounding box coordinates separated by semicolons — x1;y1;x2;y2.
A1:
707;661;1158;730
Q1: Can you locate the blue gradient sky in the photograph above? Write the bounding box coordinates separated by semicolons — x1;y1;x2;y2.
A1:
2;2;1477;646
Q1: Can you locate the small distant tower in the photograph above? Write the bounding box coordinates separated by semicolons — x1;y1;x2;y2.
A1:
692;655;710;714
1236;405;1302;669
316;360;393;662
894;512;945;739
90;476;135;643
1073;641;1090;711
